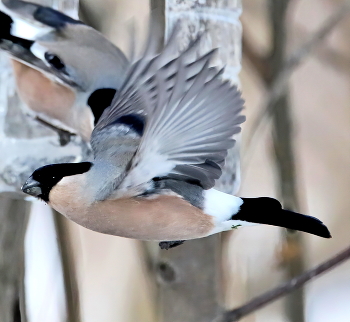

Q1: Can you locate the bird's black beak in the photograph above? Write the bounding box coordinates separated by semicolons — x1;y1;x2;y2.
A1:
21;177;42;197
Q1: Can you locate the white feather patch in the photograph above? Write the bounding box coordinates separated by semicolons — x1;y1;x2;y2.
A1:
30;42;48;61
120;152;175;190
0;2;53;40
203;189;243;222
11;18;49;40
203;190;260;235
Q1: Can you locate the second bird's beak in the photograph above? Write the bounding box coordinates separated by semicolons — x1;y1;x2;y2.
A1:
21;177;42;197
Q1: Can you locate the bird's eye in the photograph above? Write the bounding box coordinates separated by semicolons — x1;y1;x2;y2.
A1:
44;52;65;70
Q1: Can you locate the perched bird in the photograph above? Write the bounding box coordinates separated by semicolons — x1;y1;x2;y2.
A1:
21;26;331;249
0;0;129;143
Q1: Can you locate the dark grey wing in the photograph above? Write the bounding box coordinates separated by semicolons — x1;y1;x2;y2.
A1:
118;57;245;191
102;29;245;192
91;25;215;161
94;23;206;131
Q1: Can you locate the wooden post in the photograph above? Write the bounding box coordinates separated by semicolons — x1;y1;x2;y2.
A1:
156;2;243;321
0;197;30;322
0;1;80;321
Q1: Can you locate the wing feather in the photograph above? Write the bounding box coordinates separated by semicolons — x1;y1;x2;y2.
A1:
93;25;245;190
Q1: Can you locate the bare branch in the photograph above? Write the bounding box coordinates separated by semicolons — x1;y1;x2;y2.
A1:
244;1;350;150
292;25;350;75
215;245;350;322
316;46;350;74
268;0;305;321
35;117;76;146
242;33;270;83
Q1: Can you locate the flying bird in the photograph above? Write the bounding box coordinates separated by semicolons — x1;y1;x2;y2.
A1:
0;0;129;143
21;25;331;249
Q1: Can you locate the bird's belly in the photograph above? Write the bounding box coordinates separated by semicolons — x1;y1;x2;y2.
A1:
55;194;215;241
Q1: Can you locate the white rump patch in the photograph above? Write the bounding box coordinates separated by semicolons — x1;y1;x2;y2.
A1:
203;190;260;235
203;189;243;222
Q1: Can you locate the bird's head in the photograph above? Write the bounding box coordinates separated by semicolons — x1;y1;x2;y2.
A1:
31;24;129;91
31;26;127;124
22;162;92;202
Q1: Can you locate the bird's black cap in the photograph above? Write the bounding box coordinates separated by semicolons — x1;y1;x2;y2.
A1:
22;162;92;202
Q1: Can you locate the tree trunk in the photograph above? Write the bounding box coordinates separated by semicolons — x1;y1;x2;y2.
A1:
0;198;30;322
268;1;305;321
0;1;80;321
155;1;243;321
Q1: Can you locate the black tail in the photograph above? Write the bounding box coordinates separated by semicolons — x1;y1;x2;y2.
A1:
259;209;331;238
234;198;331;238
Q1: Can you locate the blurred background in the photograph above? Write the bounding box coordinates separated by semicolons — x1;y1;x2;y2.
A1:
0;0;349;322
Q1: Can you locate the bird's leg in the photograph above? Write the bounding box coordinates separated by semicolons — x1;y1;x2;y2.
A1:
159;240;185;250
35;117;76;146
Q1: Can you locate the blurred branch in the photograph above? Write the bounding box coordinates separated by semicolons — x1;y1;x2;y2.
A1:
242;34;270;83
215;245;350;322
292;25;350;75
0;198;30;322
242;1;350;321
268;1;305;321
35;117;75;146
245;1;350;149
316;46;350;74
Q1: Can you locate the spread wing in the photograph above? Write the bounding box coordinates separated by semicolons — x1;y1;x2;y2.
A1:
93;26;245;190
92;25;216;161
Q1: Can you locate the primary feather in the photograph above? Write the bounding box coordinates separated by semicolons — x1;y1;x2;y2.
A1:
92;26;245;196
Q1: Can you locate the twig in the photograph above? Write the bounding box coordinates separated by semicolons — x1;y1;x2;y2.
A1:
316;45;350;75
242;34;270;82
35;117;76;146
244;1;350;150
215;245;350;322
291;25;350;75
